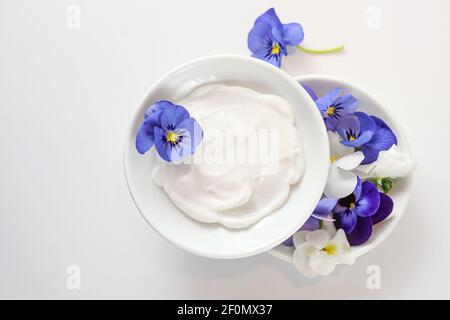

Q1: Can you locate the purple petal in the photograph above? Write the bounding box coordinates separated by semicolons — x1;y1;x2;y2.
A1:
356;112;377;134
340;112;376;147
176;117;203;154
159;104;190;131
315;88;341;114
153;127;171;162
135;121;155;154
301;84;318;101
334;94;359;114
144;100;171;121
334;211;357;234
355;181;380;217
251;49;283;67
324;95;358;131
282;23;304;47
324;117;339;131
282;236;294;247
247;21;273;53
332;203;347;214
351;131;374;146
300;216;320;231
371;192;394;225
313;197;337;219
347;216;373;246
254;8;284;41
337;114;360;139
360;116;397;165
359;146;379;165
354;176;362;199
338;112;376;147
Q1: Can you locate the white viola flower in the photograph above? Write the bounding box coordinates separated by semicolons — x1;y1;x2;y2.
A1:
292;229;355;278
354;145;415;179
324;131;364;199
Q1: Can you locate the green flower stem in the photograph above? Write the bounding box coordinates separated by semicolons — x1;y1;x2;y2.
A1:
297;44;345;54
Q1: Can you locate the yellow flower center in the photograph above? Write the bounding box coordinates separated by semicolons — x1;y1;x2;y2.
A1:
271;43;281;55
322;244;337;255
330;155;338;163
348;135;356;141
326;106;335;116
349;202;356;209
166;131;178;143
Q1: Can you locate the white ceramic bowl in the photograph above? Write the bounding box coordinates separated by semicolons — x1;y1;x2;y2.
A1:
124;55;329;259
269;75;413;262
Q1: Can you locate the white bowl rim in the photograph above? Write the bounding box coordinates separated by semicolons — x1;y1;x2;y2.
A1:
123;55;330;259
269;74;414;263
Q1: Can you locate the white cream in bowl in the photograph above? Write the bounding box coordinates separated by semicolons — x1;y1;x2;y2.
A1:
152;84;304;228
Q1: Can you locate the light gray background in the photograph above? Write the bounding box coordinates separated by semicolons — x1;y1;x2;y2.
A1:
1;0;449;299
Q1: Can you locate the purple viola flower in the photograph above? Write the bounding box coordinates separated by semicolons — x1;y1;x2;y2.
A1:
282;197;337;246
336;112;376;148
336;112;397;164
135;101;203;162
315;88;359;131
359;116;397;164
248;8;304;67
344;190;394;246
333;179;380;235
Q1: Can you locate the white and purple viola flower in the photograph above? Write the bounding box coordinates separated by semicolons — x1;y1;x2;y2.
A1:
332;178;393;246
136;100;203;162
247;8;304;67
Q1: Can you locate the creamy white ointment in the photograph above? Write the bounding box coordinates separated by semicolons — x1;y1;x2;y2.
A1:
152;84;304;228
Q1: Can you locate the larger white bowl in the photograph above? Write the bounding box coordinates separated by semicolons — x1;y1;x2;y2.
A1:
124;56;329;259
269;75;414;263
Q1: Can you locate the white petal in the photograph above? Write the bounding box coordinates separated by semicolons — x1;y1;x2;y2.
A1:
336;151;364;170
321;221;337;237
354;162;376;174
324;166;358;198
292;244;318;278
353;162;377;179
328;131;354;159
293;230;310;248
339;252;355;266
305;229;330;249
374;147;415;178
309;250;337;276
330;229;351;251
312;214;335;222
329;229;355;265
